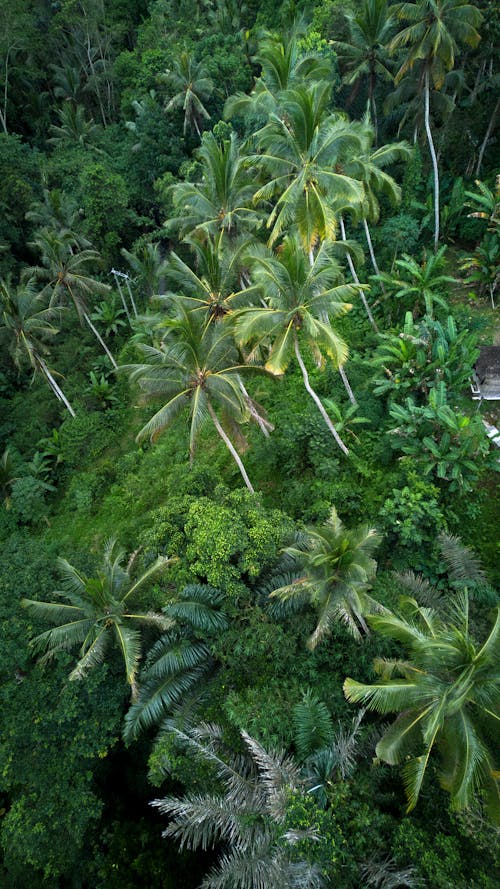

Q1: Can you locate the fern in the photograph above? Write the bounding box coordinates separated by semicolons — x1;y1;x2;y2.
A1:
292;690;334;760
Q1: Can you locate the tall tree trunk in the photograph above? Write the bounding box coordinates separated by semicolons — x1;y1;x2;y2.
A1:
339;216;378;333
363;217;384;286
311;245;357;403
1;50;10;134
238;378;273;437
369;67;378;145
206;400;255;492
424;68;440;252
339;365;357;405
36;355;76;417
293;333;349;456
475;96;499;178
83;312;117;368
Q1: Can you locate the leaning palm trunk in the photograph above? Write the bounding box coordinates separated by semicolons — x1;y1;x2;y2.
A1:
339;216;378;332
206;400;255;492
363;218;385;294
339;365;357;405
424;69;440;252
312;247;357;405
475;95;499;177
83;312;118;368
238;378;274;437
36;354;76;417
293;333;349;456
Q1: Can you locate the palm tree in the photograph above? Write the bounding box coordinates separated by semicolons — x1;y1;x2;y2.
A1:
48;102;102;150
224;28;331;120
120;242;169;301
163;233;259;323
344;556;500;820
0;447;18;508
0;276;76;416
331;0;395;142
123;583;229;743
234;236;354;455
29;229;117;367
22;539;176;697
269;506;382;646
161;51;213;138
152;722;324;889
250;82;365;253
26;188;89;248
123;304;261;492
168;132;261;239
346;115;412;279
376;245;454;319
390;0;483;250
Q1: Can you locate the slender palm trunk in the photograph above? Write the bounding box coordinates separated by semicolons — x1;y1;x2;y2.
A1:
310;246;357;403
293;333;349;456
475;96;499;178
339;216;378;332
238;378;273;437
363;218;383;280
424;68;440;252
339;365;357;405
206;400;255;492
84;312;118;368
36;355;76;417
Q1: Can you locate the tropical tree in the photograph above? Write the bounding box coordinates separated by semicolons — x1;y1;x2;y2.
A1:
331;0;395;141
48;102;102;150
0;447;18;508
0;276;76;416
345;115;412;279
390;0;483;250
375;246;454;320
269;505;383;646
344;537;500;821
25;188;89;248
163;232;259;323
224;27;331;121
123;304;263;492
234;236;355;455
168;132;261;239
250;82;365;253
161;51;214;138
29;229;117;367
373;311;480;402
121;241;169;300
22;539;175;697
123;584;228;743
152;722;325;889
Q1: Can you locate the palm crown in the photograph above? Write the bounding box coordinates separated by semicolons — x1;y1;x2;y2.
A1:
270;505;383;646
344;533;499;820
22;540;175;696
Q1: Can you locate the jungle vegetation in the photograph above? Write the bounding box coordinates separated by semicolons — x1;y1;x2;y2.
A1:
0;1;498;887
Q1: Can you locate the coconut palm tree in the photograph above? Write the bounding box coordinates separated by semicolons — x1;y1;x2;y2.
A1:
224;27;332;121
345;116;412;279
161;51;213;138
120;242;169;301
390;0;483;250
152;722;324;889
234;236;355;455
344;568;500;820
168;132;261;240
250;82;365;253
29;229;117;367
123;304;262;492
268;506;382;647
22;539;176;697
0;276;76;416
163;232;259;323
331;0;395;142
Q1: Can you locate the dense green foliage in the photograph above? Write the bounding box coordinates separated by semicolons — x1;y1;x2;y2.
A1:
0;1;498;887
